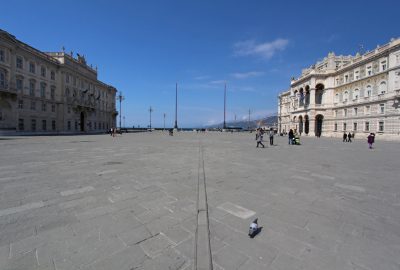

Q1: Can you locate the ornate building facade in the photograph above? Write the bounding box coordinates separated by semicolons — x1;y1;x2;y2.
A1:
0;29;117;134
278;38;400;140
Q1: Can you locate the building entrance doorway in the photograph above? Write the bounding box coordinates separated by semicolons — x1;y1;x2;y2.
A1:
304;115;309;134
315;114;323;137
298;116;303;134
80;112;85;131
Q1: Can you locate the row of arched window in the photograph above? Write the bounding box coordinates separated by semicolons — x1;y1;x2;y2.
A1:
334;81;387;103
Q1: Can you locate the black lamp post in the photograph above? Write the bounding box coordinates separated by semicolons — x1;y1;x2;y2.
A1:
149;106;153;129
174;83;178;129
118;92;125;130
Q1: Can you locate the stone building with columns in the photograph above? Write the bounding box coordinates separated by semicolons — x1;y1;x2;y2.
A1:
0;29;117;134
278;38;400;140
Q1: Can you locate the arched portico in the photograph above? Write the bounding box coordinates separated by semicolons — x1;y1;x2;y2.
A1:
315;84;324;105
315;114;323;137
80;111;86;132
305;85;310;106
298;115;303;134
304;115;309;134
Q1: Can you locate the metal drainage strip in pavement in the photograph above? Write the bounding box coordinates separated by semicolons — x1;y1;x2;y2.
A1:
194;144;213;270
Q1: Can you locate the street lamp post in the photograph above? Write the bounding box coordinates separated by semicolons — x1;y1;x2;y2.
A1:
123;116;125;128
248;109;251;130
149;106;153;129
163;113;166;131
174;83;178;129
223;83;227;129
118;92;125;130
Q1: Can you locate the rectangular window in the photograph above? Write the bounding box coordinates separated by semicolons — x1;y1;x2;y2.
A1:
334;123;337;131
52;120;56;131
41;66;46;77
16;78;23;91
18;99;23;109
380;103;385;114
66;74;70;83
40;83;46;98
354;107;358;116
365;105;370;115
30;101;36;110
345;75;349;83
344;109;347;117
42;120;46;131
75;121;78;130
51;104;55;112
29;62;35;73
50;87;55;100
16;56;23;69
42;102;46;112
67;106;71;114
354;70;359;80
31;119;36;131
379;121;384;132
381;61;387;71
367;66;372;76
353;122;357;131
343;123;347;131
29;81;35;96
0;49;4;62
67;121;71;130
51;71;55;80
365;121;370;131
18;118;24;130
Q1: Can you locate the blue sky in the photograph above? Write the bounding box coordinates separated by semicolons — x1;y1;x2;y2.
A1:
2;0;400;127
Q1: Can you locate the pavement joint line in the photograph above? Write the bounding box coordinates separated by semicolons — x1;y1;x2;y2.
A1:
60;186;95;196
194;142;213;270
0;201;45;217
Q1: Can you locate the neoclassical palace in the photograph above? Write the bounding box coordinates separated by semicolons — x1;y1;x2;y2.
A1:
278;38;400;140
0;29;117;134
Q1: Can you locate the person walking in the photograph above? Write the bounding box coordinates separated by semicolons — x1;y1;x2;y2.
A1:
288;129;294;145
367;133;375;149
256;129;265;148
347;132;352;143
343;132;347;142
269;130;274;146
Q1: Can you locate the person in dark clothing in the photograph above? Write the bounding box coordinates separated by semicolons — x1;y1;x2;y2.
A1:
269;130;274;146
288;129;294;145
347;132;352;142
343;132;347;142
367;133;375;149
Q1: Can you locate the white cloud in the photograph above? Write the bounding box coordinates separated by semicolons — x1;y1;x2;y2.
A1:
231;71;265;79
194;75;210;80
209;80;226;85
233;38;289;59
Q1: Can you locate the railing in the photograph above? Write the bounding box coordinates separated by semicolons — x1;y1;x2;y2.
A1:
0;81;17;95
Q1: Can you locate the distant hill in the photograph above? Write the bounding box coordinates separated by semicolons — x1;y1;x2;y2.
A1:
206;115;278;129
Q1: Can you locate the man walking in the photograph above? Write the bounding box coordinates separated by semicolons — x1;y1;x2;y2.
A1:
347;132;352;143
269;130;274;146
343;132;347;142
256;129;265;148
367;133;375;149
288;129;294;145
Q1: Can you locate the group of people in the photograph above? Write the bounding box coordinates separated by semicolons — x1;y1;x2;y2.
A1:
255;128;274;148
288;129;300;145
342;132;354;142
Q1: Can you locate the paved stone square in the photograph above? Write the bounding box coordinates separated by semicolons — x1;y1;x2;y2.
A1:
0;132;400;270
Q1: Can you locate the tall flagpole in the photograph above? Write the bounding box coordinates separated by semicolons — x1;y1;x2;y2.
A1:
174;82;178;129
223;82;226;129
